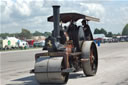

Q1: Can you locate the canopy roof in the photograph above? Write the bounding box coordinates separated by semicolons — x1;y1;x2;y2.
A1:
47;13;100;23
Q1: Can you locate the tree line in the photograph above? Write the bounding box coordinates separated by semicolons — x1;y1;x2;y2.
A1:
94;24;128;37
0;28;51;39
94;28;113;37
0;24;128;39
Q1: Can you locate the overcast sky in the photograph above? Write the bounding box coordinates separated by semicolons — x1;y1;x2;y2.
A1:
0;0;128;34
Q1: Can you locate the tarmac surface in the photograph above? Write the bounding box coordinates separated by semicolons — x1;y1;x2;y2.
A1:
0;42;128;85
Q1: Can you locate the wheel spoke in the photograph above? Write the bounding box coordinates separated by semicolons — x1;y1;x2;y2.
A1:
90;49;97;71
90;49;93;65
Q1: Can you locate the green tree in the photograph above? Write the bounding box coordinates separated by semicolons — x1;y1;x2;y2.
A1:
14;33;21;38
20;28;32;39
0;33;21;39
106;32;113;37
100;28;107;36
42;32;51;37
94;28;107;36
94;28;100;34
0;33;10;39
122;24;128;35
33;31;43;36
113;33;121;37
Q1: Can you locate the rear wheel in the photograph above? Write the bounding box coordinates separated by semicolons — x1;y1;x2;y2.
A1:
81;41;98;76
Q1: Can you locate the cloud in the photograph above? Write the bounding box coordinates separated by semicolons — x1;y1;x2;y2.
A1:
1;0;14;24
1;0;47;33
80;3;105;17
120;6;128;24
14;0;31;16
0;0;128;34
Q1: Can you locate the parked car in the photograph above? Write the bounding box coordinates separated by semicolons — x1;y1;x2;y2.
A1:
18;40;29;49
33;41;45;47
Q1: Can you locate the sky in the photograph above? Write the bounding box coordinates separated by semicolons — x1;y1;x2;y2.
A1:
0;0;128;34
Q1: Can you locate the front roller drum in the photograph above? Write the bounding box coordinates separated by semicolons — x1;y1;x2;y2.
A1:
34;57;69;84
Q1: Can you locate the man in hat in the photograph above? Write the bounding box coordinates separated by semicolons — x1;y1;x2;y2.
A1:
81;20;93;40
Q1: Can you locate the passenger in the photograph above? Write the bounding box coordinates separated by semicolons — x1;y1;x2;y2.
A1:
67;20;80;51
67;20;77;40
81;20;93;40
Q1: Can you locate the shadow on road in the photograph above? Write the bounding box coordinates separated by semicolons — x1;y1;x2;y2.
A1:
6;73;86;85
6;75;39;85
69;73;86;79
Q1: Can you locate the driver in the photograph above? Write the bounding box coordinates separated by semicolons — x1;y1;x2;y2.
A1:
81;20;93;40
67;20;77;40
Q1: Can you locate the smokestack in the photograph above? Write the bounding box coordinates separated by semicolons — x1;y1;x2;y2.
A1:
52;5;60;40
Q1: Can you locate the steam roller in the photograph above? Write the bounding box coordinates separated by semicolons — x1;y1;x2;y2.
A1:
30;5;99;84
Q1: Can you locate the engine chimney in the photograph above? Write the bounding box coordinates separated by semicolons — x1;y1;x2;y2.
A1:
52;5;60;40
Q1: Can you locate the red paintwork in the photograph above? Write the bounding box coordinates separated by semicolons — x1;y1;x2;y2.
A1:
26;40;35;46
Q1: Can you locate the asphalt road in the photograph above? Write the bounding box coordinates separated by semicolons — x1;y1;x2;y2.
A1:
0;42;128;85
